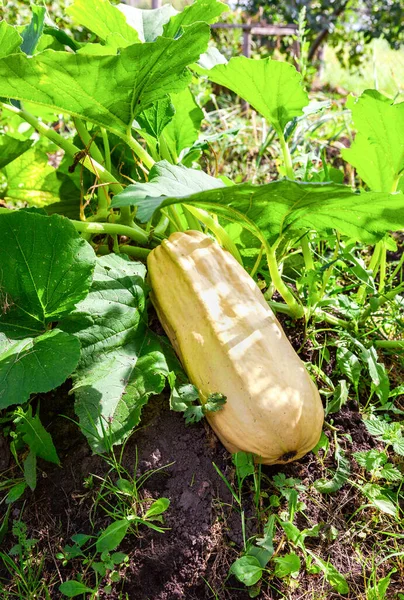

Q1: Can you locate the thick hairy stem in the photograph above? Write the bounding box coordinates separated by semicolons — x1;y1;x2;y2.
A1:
71;220;148;245
126;135;155;171
250;245;264;279
301;234;315;270
96;244;151;260
373;340;404;350
1;103;124;195
184;204;243;265
277;128;294;180
264;242;304;319
73;117;110;216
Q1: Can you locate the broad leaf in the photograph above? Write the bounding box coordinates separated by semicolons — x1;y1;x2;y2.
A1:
96;519;130;553
118;3;177;43
361;483;397;517
0;135;32;169
144;497;170;519
0;21;22;58
308;553;349;594
314;443;350;494
5;482;27;504
2;147;63;207
162;88;204;162
273;552;301;578
379;463;402;482
336;347;362;385
0;24;210;141
59;581;94;598
163;0;227;38
128;178;404;244
66;0;140;48
15;405;60;464
342;91;404;192
0;211;95;338
21;5;46;55
111;160;224;209
230;556;263;587
195;57;309;131
326;380;349;415
60;254;173;451
23;450;37;491
136;96;175;140
0;330;80;408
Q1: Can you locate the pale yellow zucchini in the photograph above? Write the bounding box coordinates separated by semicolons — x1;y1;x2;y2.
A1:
147;230;324;465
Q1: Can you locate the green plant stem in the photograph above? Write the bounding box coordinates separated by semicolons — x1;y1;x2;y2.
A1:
71;220;148;245
265;243;304;318
73;117;110;216
277;128;294;180
168;206;186;232
313;309;351;329
373;340;404;349
359;281;404;324
301;234;315;270
101;128;111;173
96;244;151;260
380;282;404;302
268;301;351;329
125;135;155;171
378;244;387;294
182;206;203;232
74;117;104;164
267;300;295;315
318;232;340;300
250;245;264;278
153;214;170;236
184;204;243;265
101;127;111;207
276;129;317;278
356;242;382;304
118;206;135;226
388;251;404;284
1;102;124;195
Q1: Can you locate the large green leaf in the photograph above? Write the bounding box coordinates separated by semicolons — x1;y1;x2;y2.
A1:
162;88;204;162
0;329;80;409
127;177;404;244
0;211;95;338
66;0;140;48
117;3;177;43
135;96;175;141
0;24;210;140
60;254;173;451
21;5;46;55
2;147;62;206
118;0;226;43
0;21;22;58
1;146;82;217
342;91;404;192
0;135;33;170
111;160;224;209
15;405;60;464
195;57;309;131
163;0;227;38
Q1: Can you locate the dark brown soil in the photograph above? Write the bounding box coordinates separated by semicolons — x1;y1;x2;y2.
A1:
1;337;403;599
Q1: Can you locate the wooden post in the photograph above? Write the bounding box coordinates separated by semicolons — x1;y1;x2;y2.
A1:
242;26;251;113
242;26;252;58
